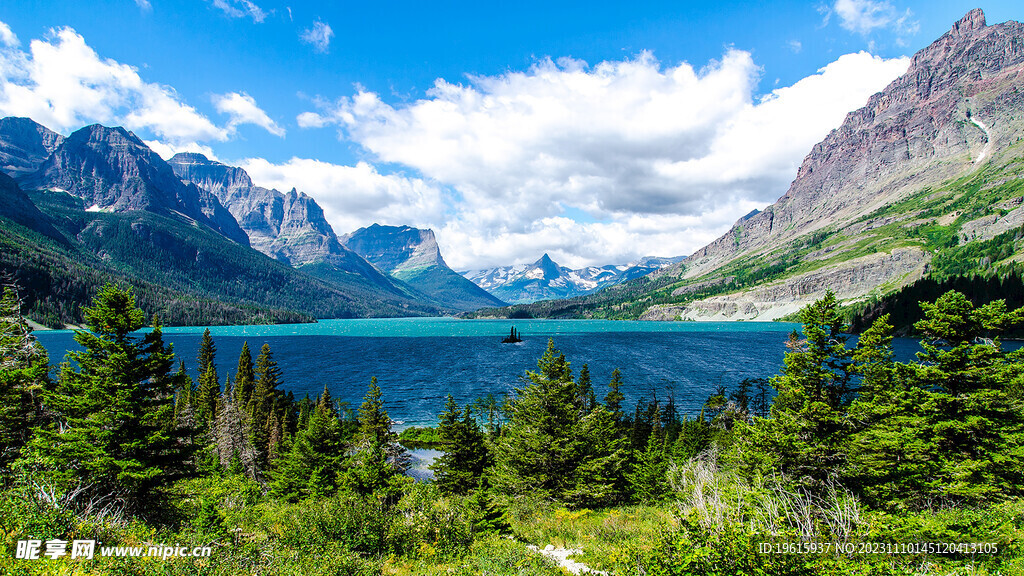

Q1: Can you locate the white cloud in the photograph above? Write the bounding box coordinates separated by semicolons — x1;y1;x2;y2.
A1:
134;0;153;12
0;26;229;144
833;0;919;36
212;0;267;23
213;91;285;136
296;111;327;128
301;20;333;53
298;49;909;268
145;139;220;161
788;40;802;53
0;21;19;47
240;157;448;236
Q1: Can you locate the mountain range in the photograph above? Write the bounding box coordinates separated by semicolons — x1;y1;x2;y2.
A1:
486;9;1024;321
462;254;683;304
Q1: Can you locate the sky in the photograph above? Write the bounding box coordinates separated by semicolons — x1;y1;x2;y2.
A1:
0;1;1019;270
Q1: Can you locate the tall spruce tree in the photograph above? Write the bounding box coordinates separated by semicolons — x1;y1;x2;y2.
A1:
431;395;489;495
27;285;189;505
0;286;47;467
271;391;346;501
747;290;854;484
492;340;581;501
247;343;282;467
233;341;254;407
344;377;408;496
195;329;219;425
845;292;1024;506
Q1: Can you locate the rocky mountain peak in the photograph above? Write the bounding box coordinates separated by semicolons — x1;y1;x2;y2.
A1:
168;152;254;199
951;8;986;36
0;117;64;177
342;224;445;272
682;10;1024;281
19;123;248;245
534;253;562;280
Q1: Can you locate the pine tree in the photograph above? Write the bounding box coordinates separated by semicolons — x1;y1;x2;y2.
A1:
604;368;626;425
27;285;190;505
247;343;282;467
195;329;219;425
576;364;596;414
343;377;408;496
747;290;854;484
0;286;47;467
565;404;628;506
628;406;669;502
491;340;590;503
271;394;346;501
233;342;254;407
431;395;489;495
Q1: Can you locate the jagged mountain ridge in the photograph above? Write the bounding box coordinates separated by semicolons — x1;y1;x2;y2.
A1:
341;224;506;312
0;118;442;324
463;254;684;304
167;153;410;299
17;124;249;245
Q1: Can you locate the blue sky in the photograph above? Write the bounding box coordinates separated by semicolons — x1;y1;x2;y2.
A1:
0;1;1019;269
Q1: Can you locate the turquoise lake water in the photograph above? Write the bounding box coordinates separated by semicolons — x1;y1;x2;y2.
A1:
34;318;930;427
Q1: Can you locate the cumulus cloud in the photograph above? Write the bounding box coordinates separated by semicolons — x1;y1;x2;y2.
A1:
0;25;229;144
833;0;919;36
298;49;909;268
211;0;267;23
301;20;333;53
240;157;448;236
213;91;285;136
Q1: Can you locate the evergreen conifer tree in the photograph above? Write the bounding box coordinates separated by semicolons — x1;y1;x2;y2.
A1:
431;395;489;495
492;340;596;503
233;342;254;407
27;285;190;505
272;392;346;501
195;329;219;425
344;377;408;496
247;343;282;467
0;286;47;467
747;290;854;484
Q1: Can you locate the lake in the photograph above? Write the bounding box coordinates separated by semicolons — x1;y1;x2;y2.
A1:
33;318;930;427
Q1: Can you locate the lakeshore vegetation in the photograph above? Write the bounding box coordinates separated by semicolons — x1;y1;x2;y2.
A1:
1;284;1023;575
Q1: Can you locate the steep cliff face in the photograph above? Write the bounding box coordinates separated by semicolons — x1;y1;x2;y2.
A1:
167;153;409;296
342;224;506;311
19;125;248;244
0;117;64;177
679;9;1024;281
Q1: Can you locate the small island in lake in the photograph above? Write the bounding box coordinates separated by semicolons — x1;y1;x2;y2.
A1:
501;326;523;343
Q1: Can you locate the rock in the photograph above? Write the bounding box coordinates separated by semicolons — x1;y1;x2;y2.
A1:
19;125;248;245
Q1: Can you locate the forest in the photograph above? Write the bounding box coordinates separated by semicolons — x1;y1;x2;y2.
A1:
1;283;1023;575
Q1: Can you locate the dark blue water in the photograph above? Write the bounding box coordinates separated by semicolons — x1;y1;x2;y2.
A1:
31;318;932;426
